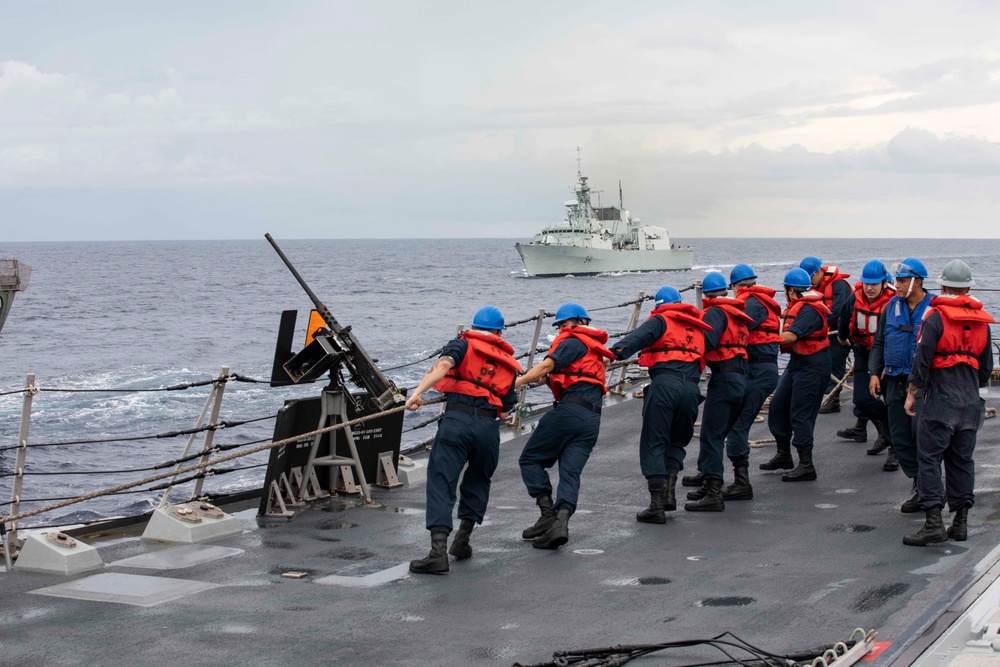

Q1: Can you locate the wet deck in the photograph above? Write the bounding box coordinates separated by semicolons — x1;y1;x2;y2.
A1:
5;385;1000;666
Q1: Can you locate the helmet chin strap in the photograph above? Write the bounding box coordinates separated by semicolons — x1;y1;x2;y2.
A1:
905;279;913;299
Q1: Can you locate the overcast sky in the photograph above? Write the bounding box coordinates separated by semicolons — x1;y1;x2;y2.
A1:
3;0;1000;241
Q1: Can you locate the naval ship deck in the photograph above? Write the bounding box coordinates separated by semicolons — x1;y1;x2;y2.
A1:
5;386;1000;667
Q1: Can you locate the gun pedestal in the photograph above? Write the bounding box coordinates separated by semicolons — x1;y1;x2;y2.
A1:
298;387;372;504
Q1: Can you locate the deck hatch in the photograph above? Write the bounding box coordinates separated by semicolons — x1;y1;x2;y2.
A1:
29;572;220;607
109;544;244;570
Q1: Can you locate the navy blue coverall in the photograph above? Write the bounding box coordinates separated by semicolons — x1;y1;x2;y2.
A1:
425;338;517;533
612;317;703;489
869;293;932;480
726;295;779;467
697;307;749;481
768;304;831;451
838;293;890;430
518;338;603;514
909;312;993;511
825;279;852;394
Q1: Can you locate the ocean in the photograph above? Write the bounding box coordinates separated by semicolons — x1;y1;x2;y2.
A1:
2;237;999;526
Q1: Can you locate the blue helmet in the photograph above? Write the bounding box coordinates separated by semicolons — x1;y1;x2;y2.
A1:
702;271;729;294
799;256;823;275
654;285;682;306
472;305;505;331
860;259;888;284
729;263;757;286
783;268;813;289
553;302;591;326
894;257;928;280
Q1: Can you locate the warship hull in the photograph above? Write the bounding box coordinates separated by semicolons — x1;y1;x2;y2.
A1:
515;242;694;277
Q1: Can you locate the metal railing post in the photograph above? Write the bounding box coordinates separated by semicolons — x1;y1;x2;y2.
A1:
158;367;227;508
8;373;37;548
611;293;644;394
514;309;546;428
694;280;703;307
191;366;230;499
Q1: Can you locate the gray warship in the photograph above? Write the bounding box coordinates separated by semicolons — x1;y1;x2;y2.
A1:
515;166;694;277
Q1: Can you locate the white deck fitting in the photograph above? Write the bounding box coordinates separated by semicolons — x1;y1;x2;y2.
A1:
109;544;244;570
141;505;243;543
315;561;409;588
29;572;220;607
14;532;104;576
397;458;427;487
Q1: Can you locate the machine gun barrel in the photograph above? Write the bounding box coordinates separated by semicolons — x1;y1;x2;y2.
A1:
265;233;404;409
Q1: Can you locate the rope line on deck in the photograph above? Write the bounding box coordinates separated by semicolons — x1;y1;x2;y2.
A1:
0;397;445;528
0;414;277;452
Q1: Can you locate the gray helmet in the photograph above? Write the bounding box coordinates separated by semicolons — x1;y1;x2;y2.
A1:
937;259;975;288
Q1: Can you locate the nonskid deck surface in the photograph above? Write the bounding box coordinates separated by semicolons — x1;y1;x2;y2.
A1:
5;387;1000;667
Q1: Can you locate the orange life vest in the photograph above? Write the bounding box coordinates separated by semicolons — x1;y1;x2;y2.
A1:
817;265;851;315
781;292;831;355
927;294;995;370
637;303;713;372
849;282;895;350
735;285;783;346
434;330;522;409
702;296;754;363
546;325;616;400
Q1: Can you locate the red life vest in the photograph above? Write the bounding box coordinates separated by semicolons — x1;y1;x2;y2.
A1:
434;330;522;409
637;303;713;372
927;294;995;370
735;285;783;346
781;292;831;355
546;325;616;400
817;265;851;314
702;296;754;363
848;282;895;350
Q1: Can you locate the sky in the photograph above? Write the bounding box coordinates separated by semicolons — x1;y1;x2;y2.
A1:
3;0;1000;241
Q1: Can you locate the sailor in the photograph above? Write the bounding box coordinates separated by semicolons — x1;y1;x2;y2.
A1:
760;268;832;481
405;305;522;574
903;260;994;546
517;302;615;549
610;286;712;523
717;264;782;500
684;271;753;511
800;256;852;414
836;260;896;468
869;258;932;512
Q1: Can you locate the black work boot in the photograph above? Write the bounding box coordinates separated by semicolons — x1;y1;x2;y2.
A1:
947;506;969;541
883;447;900;472
686;483;707;501
681;472;704;487
760;439;795;471
409;532;449;574
684;479;724;512
818;394;841;414
867;425;890;455
664;471;678;512
722;466;753;501
782;448;817;482
448;519;474;560
903;507;948;546
521;494;556;540
900;480;920;513
636;488;667;524
836;418;868;442
533;508;571;549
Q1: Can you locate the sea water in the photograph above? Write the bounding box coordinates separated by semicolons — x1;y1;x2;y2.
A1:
1;237;998;524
